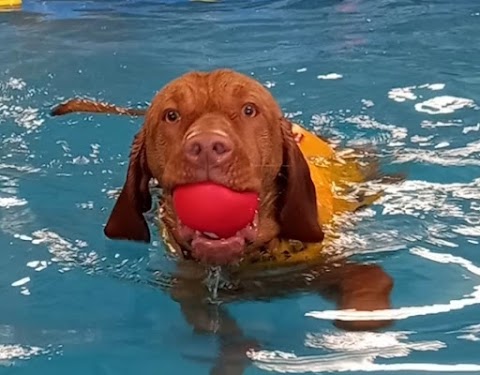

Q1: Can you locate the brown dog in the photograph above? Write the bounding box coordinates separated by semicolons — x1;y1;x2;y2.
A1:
51;69;394;375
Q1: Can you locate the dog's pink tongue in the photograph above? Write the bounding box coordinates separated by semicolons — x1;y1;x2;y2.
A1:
191;234;245;266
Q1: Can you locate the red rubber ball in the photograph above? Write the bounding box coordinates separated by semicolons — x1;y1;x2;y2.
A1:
173;182;259;239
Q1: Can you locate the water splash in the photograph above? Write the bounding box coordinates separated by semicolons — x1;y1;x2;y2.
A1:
0;345;46;366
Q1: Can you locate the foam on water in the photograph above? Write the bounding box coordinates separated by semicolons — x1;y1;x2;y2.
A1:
415;96;477;115
388;82;477;116
0;345;46;365
317;73;343;80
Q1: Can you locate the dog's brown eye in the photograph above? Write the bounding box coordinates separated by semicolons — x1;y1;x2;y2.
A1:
242;103;257;117
164;109;180;123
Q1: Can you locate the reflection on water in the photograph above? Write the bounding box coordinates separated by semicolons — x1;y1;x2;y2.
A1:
248;330;480;373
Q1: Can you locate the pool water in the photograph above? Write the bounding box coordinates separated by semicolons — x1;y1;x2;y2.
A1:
1;0;480;373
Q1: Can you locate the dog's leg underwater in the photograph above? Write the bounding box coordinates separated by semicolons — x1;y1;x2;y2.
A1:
170;266;257;375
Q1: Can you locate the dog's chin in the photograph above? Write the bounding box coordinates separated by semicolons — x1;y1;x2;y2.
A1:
176;213;259;266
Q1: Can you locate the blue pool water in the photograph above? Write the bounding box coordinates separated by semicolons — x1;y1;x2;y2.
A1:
1;0;480;373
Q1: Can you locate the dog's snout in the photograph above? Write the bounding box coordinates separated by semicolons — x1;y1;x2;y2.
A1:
184;132;233;168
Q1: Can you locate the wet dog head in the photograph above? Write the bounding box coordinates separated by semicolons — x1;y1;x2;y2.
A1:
104;69;323;265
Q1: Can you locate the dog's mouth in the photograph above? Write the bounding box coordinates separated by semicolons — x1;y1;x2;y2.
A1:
176;212;259;266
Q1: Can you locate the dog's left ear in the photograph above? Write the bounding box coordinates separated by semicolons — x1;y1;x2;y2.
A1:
277;118;324;243
104;128;152;242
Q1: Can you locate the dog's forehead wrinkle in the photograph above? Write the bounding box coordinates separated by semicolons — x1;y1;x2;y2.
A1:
154;75;206;113
207;71;267;100
155;70;279;121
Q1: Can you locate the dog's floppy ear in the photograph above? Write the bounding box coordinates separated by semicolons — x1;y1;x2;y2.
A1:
277;118;324;243
104;129;152;242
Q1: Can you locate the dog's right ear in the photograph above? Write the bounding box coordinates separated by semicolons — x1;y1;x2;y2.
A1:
104;129;152;242
277;118;324;243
